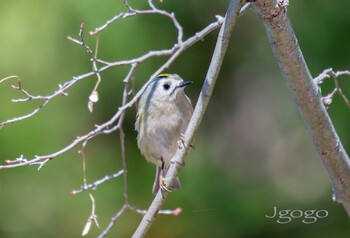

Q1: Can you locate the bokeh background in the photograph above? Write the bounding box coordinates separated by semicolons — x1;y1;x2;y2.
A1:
1;0;350;237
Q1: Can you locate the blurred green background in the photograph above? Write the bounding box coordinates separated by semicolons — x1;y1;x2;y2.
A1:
1;0;350;237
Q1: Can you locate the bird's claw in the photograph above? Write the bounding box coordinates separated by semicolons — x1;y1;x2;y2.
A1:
178;133;195;150
159;175;173;193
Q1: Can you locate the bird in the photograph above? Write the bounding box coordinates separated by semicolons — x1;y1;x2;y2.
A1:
135;74;193;195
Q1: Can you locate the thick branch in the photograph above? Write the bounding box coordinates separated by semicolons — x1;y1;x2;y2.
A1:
132;0;245;237
251;0;350;215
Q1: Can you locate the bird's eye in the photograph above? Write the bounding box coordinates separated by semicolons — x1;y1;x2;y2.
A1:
163;83;170;91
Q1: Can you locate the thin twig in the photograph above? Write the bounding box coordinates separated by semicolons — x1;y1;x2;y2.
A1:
97;205;127;238
97;62;131;236
90;0;183;44
82;193;100;236
71;170;124;195
314;68;350;109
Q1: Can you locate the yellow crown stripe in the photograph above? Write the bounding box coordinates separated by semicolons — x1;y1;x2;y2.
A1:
157;74;172;78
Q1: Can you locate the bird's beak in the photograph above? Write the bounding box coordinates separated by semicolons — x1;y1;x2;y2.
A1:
178;81;193;88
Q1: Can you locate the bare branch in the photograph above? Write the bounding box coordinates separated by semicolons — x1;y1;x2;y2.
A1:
90;0;183;44
250;0;350;215
0;100;50;127
0;71;94;127
132;0;245;237
1;12;223;128
71;170;124;195
1;9;223;170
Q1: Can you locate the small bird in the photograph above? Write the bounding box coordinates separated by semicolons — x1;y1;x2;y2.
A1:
135;74;193;195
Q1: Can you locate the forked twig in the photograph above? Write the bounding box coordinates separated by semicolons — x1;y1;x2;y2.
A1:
314;68;350;109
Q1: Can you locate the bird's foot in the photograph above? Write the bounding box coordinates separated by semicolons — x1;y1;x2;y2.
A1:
178;133;195;150
159;175;173;193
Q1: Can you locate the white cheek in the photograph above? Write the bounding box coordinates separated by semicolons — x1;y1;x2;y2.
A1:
155;92;170;102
